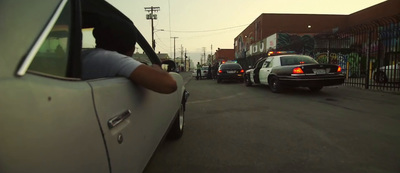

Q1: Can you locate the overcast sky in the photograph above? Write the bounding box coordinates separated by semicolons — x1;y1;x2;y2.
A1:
105;0;386;63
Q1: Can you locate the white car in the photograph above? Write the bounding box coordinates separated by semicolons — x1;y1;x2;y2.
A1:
373;62;400;83
192;66;209;79
0;0;189;173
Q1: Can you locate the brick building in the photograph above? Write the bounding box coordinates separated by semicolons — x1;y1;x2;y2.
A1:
213;48;235;64
234;0;400;60
234;0;400;91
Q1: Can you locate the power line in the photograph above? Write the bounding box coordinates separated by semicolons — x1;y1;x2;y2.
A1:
164;24;249;33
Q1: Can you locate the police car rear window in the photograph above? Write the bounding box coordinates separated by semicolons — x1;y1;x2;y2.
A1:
220;64;242;69
280;56;318;66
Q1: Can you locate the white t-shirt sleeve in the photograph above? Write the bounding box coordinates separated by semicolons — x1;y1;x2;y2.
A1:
82;49;142;79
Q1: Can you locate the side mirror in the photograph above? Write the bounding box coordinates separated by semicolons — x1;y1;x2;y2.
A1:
161;60;178;73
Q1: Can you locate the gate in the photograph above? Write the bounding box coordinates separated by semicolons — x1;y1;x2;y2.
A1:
314;15;400;92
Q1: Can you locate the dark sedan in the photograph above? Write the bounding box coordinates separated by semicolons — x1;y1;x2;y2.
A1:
217;63;244;83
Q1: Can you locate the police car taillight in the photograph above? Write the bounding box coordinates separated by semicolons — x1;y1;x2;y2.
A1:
337;66;342;72
292;67;304;74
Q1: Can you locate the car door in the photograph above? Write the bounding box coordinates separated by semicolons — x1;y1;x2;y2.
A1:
80;1;184;171
87;76;181;173
0;1;109;172
259;57;274;85
251;59;266;83
82;22;182;173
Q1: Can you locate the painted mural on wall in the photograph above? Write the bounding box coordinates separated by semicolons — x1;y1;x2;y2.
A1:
241;33;316;58
314;52;363;77
276;33;315;56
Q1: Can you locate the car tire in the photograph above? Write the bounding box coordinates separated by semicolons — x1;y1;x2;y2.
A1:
269;76;282;93
374;71;388;83
167;103;184;140
244;74;252;87
309;86;323;92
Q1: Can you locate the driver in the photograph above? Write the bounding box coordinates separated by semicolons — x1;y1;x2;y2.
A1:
81;23;177;94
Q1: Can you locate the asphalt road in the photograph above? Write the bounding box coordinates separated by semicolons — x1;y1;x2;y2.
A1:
144;72;400;173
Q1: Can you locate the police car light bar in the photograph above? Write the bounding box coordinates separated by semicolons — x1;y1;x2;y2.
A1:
268;51;296;56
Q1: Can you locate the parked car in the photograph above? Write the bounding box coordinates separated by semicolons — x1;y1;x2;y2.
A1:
192;66;209;79
216;63;245;83
244;52;345;92
373;62;400;83
0;0;189;173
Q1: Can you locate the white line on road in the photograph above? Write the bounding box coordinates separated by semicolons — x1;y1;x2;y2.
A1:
187;92;245;104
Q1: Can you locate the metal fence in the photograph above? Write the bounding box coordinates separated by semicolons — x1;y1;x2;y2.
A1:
314;15;400;92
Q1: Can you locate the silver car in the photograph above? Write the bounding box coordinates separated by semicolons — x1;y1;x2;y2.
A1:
373;62;400;83
0;0;188;172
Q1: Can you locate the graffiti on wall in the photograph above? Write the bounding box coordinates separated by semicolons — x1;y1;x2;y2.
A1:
276;33;315;55
314;52;362;77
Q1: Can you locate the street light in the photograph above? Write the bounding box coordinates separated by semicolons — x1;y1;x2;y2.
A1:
153;29;164;51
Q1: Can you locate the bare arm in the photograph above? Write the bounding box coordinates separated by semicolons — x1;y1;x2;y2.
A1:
129;64;177;94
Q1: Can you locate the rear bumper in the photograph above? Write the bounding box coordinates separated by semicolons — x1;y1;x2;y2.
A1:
278;75;345;87
217;73;244;80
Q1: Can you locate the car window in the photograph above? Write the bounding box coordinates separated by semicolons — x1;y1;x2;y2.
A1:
265;60;274;68
280;56;318;66
201;66;209;70
82;28;153;66
256;59;266;68
220;64;242;69
28;2;71;77
263;61;271;68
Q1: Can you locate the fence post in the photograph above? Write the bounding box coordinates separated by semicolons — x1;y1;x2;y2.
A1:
365;31;371;89
346;61;350;80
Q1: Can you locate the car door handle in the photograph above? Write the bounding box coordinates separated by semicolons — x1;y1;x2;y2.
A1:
107;110;131;129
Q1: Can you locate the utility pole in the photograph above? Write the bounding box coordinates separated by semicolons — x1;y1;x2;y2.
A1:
171;37;178;62
203;47;206;65
184;49;187;72
144;6;160;50
211;44;213;64
181;44;183;66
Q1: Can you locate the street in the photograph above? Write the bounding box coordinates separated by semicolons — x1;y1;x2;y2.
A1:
144;72;400;173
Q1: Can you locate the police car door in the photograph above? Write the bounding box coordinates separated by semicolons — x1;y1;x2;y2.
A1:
259;57;274;85
251;59;266;83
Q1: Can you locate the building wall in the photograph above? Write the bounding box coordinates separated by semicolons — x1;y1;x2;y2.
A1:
348;0;400;26
234;0;399;59
214;49;235;63
236;14;347;48
260;14;347;39
235;14;347;59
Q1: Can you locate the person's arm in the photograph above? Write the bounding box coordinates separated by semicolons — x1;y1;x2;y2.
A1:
129;64;177;94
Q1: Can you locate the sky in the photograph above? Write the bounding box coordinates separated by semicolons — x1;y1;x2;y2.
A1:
105;0;386;63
